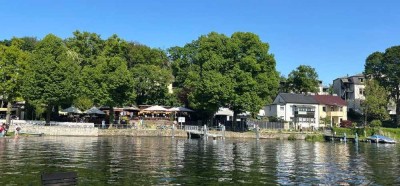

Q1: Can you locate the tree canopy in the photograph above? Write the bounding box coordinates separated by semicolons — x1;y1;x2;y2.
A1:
1;31;281;125
364;46;400;126
169;32;279;120
286;65;319;94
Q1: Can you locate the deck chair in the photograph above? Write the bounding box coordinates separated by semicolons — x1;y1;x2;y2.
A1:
41;172;77;186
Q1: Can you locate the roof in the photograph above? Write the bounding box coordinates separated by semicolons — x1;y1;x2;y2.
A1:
313;95;347;106
278;93;318;104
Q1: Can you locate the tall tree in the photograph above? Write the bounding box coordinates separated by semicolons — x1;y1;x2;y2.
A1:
65;31;104;67
365;46;400;126
131;64;172;105
286;65;319;94
0;38;29;124
169;32;279;123
22;34;80;124
362;79;389;125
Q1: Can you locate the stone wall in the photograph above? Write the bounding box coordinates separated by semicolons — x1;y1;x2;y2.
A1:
16;123;308;140
20;124;98;136
99;128;187;137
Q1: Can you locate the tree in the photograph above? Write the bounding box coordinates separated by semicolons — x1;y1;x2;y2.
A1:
286;65;319;94
364;46;400;126
22;34;80;124
65;31;104;67
362;79;390;124
131;64;173;105
0;38;29;125
169;32;279;125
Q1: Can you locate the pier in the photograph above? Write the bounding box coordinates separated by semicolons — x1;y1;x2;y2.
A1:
184;125;224;139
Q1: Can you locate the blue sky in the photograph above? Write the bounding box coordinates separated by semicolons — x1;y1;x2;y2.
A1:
1;0;399;85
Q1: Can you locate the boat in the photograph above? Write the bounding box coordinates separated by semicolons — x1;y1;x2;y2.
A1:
366;134;396;144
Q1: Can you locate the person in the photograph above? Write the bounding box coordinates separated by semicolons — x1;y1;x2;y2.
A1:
0;123;6;137
14;124;21;136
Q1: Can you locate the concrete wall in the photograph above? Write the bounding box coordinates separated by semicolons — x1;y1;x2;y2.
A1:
21;124;98;136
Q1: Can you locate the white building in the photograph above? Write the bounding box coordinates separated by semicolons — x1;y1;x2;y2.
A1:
264;93;320;129
332;74;365;113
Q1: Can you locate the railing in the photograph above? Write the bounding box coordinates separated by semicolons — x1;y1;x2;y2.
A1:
184;125;199;131
1;120;95;128
247;120;284;130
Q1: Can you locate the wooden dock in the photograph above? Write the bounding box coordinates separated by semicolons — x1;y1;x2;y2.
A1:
185;125;224;139
323;129;357;142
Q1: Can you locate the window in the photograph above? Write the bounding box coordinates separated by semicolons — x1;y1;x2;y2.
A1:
339;107;343;112
280;106;284;111
359;88;364;95
359;78;364;83
323;107;326;112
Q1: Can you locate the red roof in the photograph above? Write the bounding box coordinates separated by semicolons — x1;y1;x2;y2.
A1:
313;95;347;106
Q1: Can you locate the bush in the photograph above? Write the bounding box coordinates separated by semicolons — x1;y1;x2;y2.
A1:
369;120;382;128
305;134;324;141
287;134;296;140
340;120;353;128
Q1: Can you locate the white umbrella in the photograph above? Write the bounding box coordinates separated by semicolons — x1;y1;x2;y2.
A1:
168;107;194;112
143;105;168;112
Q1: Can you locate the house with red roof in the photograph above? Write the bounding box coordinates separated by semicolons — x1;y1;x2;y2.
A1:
313;95;347;127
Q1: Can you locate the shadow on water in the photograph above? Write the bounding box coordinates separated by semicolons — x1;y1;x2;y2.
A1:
0;137;399;185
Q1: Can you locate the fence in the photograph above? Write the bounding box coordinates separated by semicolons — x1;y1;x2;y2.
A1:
247;120;285;130
0;119;95;128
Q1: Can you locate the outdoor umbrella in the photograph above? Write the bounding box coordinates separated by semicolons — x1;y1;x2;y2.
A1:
84;107;105;115
123;106;140;111
62;106;83;114
168;107;194;112
143;105;168;112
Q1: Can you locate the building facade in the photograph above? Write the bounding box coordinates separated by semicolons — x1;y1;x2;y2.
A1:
264;93;320;129
332;74;365;113
313;95;347;127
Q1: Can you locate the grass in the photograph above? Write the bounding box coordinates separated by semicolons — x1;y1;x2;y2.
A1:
333;127;400;140
305;134;325;142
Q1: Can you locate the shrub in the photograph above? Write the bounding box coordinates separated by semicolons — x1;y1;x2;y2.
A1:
340;120;353;128
287;134;296;140
305;134;324;141
369;120;382;128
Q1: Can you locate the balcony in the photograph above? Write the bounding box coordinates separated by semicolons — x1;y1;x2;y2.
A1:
327;111;344;117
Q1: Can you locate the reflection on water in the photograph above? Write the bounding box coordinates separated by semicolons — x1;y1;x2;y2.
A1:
0;136;399;185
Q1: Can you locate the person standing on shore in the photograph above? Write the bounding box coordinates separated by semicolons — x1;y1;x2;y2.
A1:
0;123;6;137
14;124;21;136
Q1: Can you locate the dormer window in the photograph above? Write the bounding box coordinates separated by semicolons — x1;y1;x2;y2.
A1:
359;78;364;83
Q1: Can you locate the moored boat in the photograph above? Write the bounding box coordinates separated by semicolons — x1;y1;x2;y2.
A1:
366;134;396;144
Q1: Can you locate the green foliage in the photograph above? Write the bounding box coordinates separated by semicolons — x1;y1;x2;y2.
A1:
305;134;324;141
73;96;93;111
362;79;389;121
364;46;400;126
131;64;173;105
287;134;296;140
21;34;81;123
169;32;279;119
320;117;331;126
286;65;319;93
369;120;382;128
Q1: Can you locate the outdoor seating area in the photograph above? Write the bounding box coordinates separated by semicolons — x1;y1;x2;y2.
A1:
56;105;195;129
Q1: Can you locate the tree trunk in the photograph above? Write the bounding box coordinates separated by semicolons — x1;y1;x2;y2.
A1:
108;107;114;129
46;104;52;125
5;101;12;136
233;112;238;131
396;100;400;127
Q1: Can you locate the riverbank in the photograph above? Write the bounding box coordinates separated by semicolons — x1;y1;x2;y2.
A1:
14;124;318;140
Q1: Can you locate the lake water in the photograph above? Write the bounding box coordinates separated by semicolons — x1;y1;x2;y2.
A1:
0;136;399;185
